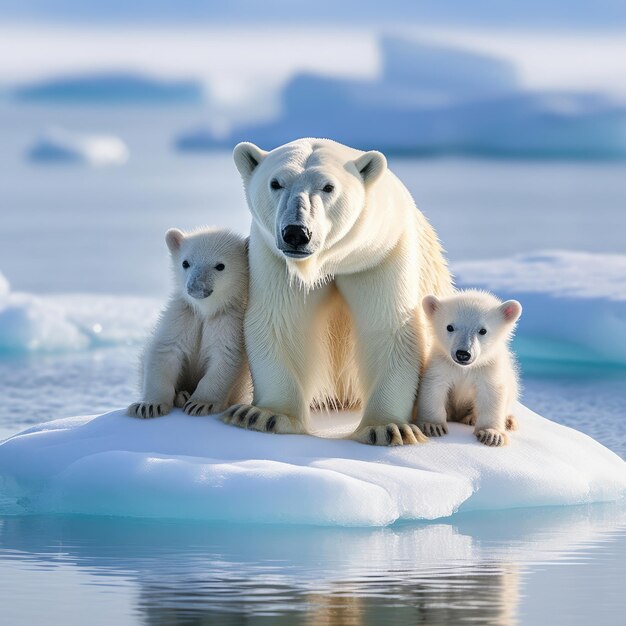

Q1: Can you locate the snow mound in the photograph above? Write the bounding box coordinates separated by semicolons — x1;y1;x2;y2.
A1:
0;405;623;525
27;127;129;166
454;251;626;365
0;272;158;353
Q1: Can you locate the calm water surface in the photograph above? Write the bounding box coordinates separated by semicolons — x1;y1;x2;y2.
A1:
1;505;625;625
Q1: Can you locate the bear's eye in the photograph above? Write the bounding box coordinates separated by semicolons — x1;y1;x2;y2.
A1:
215;263;225;271
479;328;487;335
270;179;282;190
446;324;454;332
182;260;190;269
322;183;334;193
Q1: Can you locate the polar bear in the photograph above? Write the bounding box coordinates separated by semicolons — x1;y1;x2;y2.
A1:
128;227;251;418
222;138;453;445
415;290;522;446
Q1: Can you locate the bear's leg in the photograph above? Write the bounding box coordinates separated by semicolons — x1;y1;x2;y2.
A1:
127;348;182;418
473;380;509;447
337;273;426;446
415;372;450;437
222;278;333;435
184;316;247;416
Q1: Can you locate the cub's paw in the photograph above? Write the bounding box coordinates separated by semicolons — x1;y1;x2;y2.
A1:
505;415;518;431
174;390;191;408
458;412;476;426
475;428;508;447
417;421;448;437
127;402;171;419
354;423;427;446
183;399;222;416
221;404;305;434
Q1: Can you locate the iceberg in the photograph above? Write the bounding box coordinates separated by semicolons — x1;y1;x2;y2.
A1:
175;36;626;158
0;405;624;525
0;272;158;353
13;72;204;106
454;251;626;366
27;127;129;166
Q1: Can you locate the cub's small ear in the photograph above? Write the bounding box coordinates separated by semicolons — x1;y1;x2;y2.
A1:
233;142;268;181
422;295;440;318
165;228;185;253
353;150;387;187
500;300;522;324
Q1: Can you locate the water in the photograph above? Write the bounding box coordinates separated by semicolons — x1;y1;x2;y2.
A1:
1;102;626;623
1;506;625;625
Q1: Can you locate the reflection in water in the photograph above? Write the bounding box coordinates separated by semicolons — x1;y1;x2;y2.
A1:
0;504;625;625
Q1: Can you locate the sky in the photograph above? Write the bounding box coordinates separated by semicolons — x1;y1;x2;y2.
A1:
2;1;626;29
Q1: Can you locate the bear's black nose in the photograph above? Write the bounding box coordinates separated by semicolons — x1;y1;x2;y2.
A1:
282;225;311;248
456;350;471;363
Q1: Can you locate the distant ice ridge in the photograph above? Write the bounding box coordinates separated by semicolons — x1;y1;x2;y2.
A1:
175;35;626;158
0;272;158;353
13;72;205;105
454;251;626;366
27;127;129;166
0;406;624;524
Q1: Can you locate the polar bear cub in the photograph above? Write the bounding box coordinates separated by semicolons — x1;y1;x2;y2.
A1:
416;290;522;446
127;227;251;419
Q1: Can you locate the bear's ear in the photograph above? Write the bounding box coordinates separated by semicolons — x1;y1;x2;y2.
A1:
499;300;522;324
233;142;268;181
422;295;440;319
165;228;185;253
354;150;387;187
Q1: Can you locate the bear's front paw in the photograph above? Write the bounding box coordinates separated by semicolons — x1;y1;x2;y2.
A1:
174;390;191;408
475;428;508;447
221;404;305;435
505;415;518;431
183;399;222;416
417;421;448;437
353;423;427;446
127;402;171;419
458;412;476;426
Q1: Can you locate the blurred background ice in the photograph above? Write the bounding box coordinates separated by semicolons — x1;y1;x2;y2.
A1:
0;1;625;448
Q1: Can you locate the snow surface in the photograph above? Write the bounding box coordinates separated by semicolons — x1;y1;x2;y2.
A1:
0;405;624;525
27;127;129;166
0;272;158;353
455;251;626;365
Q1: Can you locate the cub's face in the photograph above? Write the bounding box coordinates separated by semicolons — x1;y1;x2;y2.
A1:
423;292;522;367
165;228;248;314
233;140;386;275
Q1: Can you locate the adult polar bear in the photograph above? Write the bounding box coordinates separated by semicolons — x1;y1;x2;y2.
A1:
223;138;453;445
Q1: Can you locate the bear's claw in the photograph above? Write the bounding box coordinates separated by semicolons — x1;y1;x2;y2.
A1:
354;423;427;446
417;421;448;437
183;400;219;416
174;390;191;408
127;402;171;419
505;415;518;431
475;428;508;447
221;404;305;435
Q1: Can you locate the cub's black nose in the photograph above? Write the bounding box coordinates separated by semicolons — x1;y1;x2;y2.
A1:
282;225;311;248
456;350;471;363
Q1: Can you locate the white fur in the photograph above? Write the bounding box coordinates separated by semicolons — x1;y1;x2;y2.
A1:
127;227;251;419
225;138;452;444
416;290;522;447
